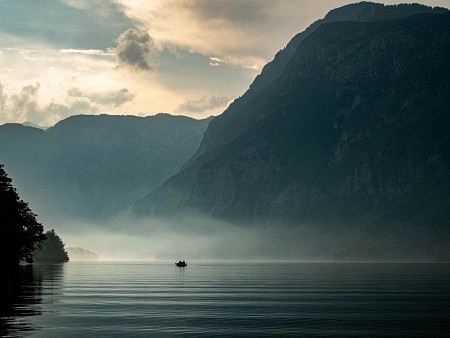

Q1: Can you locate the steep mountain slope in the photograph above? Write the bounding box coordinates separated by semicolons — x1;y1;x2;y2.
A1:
136;10;450;260
190;2;447;163
0;114;210;221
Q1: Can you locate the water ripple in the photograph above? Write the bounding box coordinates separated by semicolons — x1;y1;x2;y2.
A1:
1;262;450;337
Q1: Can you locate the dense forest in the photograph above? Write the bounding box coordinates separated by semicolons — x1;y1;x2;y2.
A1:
33;230;69;262
0;164;45;270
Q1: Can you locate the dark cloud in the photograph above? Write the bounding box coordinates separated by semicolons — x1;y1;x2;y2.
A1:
112;29;158;71
89;88;134;106
178;95;234;114
68;88;134;107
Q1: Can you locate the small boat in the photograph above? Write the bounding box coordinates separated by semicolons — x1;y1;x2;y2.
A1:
175;260;187;267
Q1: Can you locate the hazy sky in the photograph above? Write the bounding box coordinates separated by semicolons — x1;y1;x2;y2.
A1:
0;0;449;127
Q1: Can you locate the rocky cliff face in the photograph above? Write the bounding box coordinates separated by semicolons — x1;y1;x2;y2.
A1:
189;2;448;164
135;7;450;260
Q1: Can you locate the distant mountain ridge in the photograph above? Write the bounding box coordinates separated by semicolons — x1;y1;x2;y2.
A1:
66;247;99;261
0;113;211;222
135;3;450;260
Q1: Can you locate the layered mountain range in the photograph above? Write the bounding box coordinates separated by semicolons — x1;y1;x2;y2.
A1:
0;114;210;221
2;2;449;260
135;3;450;260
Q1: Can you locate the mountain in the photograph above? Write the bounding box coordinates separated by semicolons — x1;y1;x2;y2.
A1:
0;114;210;222
189;2;448;164
135;4;450;260
66;247;99;261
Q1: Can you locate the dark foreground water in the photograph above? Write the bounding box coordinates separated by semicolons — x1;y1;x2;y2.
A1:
1;262;450;337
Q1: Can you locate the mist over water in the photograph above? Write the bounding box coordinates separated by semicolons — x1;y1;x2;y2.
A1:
47;212;313;261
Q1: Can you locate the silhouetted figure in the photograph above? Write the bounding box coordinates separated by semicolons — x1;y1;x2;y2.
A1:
175;260;187;267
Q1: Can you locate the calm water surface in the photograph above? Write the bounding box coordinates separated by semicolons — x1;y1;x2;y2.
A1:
1;262;450;337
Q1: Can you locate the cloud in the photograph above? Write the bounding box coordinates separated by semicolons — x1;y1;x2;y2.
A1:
9;83;41;120
0;83;97;126
68;88;135;107
60;49;114;56
121;0;349;70
45;99;98;121
0;83;6;113
0;43;226;123
67;88;83;97
209;57;223;67
124;0;450;70
112;29;159;71
177;95;234;114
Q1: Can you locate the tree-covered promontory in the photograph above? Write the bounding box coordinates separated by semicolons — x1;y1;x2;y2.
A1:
0;164;45;269
33;229;69;262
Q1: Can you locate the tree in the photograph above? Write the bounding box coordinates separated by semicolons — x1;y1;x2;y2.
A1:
33;229;69;262
0;164;45;268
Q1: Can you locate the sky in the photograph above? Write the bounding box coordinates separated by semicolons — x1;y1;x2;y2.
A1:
0;0;449;127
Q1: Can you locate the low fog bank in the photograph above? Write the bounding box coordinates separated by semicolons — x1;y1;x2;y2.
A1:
42;212;329;261
36;210;445;262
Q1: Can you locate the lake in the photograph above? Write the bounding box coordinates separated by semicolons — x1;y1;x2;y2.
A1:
1;262;450;337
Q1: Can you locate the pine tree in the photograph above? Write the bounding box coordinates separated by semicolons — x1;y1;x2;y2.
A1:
0;164;45;268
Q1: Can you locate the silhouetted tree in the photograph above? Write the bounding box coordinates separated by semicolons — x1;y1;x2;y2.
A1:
0;164;45;269
33;229;69;262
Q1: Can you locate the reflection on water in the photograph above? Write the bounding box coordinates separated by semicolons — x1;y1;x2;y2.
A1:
0;264;65;337
1;262;450;337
